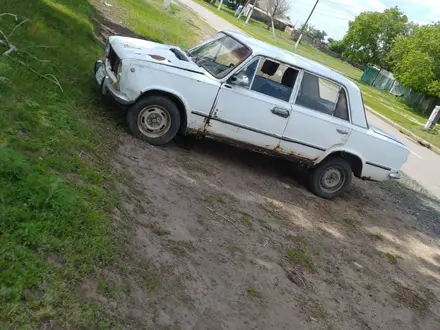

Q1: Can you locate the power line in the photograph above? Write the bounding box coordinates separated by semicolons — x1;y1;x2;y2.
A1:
295;0;320;49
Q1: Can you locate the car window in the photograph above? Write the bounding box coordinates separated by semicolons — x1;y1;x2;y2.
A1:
230;58;259;89
250;59;299;102
188;34;251;78
295;72;350;121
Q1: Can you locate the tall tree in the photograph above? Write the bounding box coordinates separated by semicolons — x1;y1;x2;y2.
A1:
341;7;408;68
389;23;440;97
265;0;291;30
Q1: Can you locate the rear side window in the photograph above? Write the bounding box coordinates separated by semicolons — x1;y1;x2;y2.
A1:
295;72;349;121
250;59;299;102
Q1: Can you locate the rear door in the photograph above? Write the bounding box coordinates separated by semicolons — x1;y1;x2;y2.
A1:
279;72;353;159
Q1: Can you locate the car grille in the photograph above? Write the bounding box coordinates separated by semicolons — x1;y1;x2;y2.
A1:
108;45;120;74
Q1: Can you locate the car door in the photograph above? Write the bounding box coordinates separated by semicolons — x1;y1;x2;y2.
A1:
206;57;299;149
278;71;353;160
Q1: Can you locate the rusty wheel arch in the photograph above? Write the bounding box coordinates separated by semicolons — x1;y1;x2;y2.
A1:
323;151;363;178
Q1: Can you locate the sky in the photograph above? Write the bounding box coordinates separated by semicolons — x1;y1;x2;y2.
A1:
288;0;439;40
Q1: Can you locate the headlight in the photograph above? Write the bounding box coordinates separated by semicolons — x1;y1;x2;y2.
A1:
116;61;122;81
105;41;110;57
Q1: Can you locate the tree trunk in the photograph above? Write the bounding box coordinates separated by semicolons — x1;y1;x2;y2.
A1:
271;18;276;40
245;6;253;24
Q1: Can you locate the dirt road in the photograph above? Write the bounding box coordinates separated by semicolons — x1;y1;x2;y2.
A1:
111;134;440;330
175;0;440;201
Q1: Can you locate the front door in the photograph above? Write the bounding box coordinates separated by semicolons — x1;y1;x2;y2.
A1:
206;57;300;150
279;72;353;159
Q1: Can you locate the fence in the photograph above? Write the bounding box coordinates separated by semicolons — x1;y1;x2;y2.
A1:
361;67;438;114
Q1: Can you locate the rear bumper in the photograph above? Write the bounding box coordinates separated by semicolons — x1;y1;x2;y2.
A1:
388;171;402;180
95;60;132;105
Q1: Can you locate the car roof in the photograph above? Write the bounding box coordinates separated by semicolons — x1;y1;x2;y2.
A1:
223;30;358;91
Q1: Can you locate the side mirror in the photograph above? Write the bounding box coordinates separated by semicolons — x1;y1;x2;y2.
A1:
229;72;250;87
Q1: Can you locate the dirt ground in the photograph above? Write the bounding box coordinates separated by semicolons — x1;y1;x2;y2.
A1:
90;3;440;329
109;132;440;330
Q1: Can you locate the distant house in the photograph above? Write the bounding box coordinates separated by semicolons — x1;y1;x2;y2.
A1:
242;1;293;31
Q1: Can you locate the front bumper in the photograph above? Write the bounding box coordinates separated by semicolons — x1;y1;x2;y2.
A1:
95;59;132;105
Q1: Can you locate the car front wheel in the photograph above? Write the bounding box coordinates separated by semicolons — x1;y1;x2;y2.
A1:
127;95;181;145
309;157;352;199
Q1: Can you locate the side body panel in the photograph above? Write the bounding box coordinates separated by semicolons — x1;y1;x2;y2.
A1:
280;104;352;160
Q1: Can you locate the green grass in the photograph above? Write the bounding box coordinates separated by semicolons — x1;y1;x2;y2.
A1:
247;287;263;300
195;0;440;149
287;248;315;271
0;0;206;327
383;252;401;265
102;0;215;47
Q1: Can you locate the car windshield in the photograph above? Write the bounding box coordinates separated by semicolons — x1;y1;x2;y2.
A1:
188;33;251;78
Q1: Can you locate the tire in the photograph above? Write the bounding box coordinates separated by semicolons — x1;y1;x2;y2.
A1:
308;157;352;199
126;95;181;145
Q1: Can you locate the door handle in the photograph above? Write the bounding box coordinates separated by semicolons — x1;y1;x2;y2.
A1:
336;129;349;135
271;107;290;118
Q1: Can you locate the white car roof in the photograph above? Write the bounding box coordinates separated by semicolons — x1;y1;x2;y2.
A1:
224;30;359;91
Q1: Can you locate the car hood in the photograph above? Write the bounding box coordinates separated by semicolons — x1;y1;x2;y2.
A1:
109;36;204;74
371;125;406;147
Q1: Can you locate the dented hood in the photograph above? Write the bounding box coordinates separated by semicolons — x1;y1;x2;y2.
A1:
109;36;204;73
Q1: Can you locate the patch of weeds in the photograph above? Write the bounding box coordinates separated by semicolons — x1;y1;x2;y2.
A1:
257;218;273;231
240;212;253;229
98;280;127;299
298;295;328;322
287;248;315;271
148;222;171;236
262;200;284;219
248;258;258;265
134;201;147;214
225;244;244;254
208;199;216;207
343;217;359;228
247;287;263;300
393;283;434;313
139;262;163;291
168;240;195;256
217;196;227;204
383;252;401;265
182;161;211;175
170;245;186;256
294;235;308;247
369;233;383;241
365;283;374;291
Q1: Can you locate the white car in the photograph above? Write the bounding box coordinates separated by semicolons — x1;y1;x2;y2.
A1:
94;31;409;198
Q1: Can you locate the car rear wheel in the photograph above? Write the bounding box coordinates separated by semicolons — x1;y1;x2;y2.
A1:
309;157;352;199
127;95;181;145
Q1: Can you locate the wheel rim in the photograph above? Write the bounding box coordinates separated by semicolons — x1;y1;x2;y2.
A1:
319;166;346;194
137;105;171;138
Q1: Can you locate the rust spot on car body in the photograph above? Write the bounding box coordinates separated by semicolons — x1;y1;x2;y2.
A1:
273;145;283;152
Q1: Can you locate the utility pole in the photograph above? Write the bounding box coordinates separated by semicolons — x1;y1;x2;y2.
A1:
294;0;319;49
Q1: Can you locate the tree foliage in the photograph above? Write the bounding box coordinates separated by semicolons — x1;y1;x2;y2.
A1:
328;39;345;54
341;7;408;68
389;24;440;97
301;24;327;42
